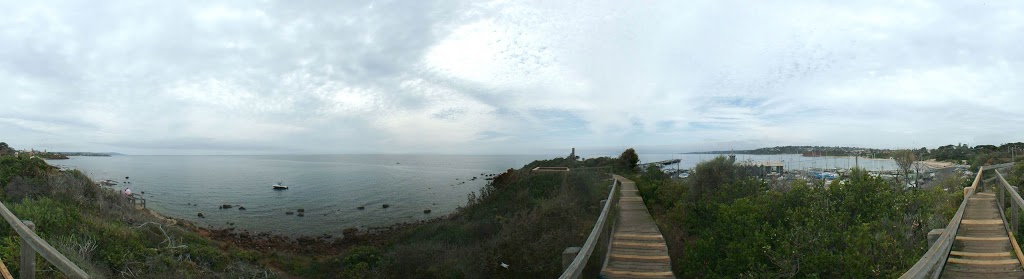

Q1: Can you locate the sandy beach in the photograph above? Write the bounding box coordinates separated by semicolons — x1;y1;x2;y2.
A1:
915;159;956;170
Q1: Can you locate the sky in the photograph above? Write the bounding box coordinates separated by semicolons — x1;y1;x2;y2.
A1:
1;0;1022;155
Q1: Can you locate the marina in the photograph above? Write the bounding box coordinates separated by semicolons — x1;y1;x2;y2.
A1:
636;153;966;187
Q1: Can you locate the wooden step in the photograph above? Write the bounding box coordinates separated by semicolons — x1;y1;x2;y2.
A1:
616;233;665;241
613;241;667;249
601;268;674;277
608;254;670;261
948;258;1021;265
962;219;1004;225
957;236;1009;241
950;251;1014;257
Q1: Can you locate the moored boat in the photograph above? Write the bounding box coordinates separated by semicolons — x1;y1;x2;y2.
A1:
272;182;288;190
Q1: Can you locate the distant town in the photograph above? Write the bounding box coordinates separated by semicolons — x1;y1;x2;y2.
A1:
0;143;119;160
688;143;1024;161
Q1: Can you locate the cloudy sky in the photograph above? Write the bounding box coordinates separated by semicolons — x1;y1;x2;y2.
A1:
1;1;1022;155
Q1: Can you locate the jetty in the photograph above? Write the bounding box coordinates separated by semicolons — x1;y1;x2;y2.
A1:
642;159;680;168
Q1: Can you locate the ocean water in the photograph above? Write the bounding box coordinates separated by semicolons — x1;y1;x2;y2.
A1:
55;154;544;236
53;153;898;237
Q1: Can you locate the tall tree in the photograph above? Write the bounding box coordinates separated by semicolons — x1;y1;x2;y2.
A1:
618;148;639;173
0;142;12;156
893;149;916;187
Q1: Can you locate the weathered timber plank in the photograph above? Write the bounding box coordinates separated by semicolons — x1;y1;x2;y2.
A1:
601;269;675;277
951;251;1015;257
608;254;670;261
964;220;1006;225
954;237;1011;242
949;258;1022;265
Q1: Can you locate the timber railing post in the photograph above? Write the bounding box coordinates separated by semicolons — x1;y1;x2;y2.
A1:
0;203;88;278
1015;195;1020;233
981;176;985;192
1001;181;1005;216
19;220;35;279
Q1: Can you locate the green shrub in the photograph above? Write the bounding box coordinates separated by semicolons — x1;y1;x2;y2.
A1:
636;161;962;278
344;246;382;267
11;198;77;235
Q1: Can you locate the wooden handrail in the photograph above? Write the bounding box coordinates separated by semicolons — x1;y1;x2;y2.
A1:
0;202;88;278
996;169;1023;229
900;167;984;279
994;169;1024;268
987;162;1016;171
995;170;1023;217
559;177;619;279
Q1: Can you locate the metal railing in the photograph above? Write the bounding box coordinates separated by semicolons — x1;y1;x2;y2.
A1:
0;201;89;279
559;177;620;279
901;163;1016;279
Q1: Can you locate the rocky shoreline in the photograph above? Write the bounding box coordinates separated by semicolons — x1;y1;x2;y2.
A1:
142;204;452;256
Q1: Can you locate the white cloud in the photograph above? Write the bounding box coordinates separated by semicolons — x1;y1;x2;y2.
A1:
0;0;1021;154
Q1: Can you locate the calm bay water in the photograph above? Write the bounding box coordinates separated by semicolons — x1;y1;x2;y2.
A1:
55;154;544;236
52;153;897;237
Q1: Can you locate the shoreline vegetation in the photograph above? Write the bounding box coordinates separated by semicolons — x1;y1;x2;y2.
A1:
1;141;1022;278
631;147;1023;277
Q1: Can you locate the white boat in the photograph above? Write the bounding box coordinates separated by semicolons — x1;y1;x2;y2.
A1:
272;182;288;190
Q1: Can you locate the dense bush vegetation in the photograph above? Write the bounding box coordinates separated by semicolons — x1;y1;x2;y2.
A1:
1009;157;1024;187
633;156;965;278
332;156;617;278
0;152;273;278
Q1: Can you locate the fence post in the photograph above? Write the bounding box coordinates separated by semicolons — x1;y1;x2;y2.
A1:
562;247;581;272
20;220;35;279
1001;182;1005;213
1014;198;1020;233
999;182;1007;213
928;229;944;247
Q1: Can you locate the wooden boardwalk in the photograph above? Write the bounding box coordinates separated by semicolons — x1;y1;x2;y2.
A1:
602;176;675;279
942;191;1024;278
